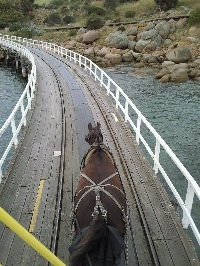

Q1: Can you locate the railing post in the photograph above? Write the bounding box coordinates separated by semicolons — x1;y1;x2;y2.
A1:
136;115;141;144
100;71;103;87
90;60;92;76
107;78;110;95
27;87;31;109
153;139;161;174
94;66;97;81
21;101;26;126
11;118;18;147
125;100;129;122
115;87;119;109
182;182;195;229
79;54;82;67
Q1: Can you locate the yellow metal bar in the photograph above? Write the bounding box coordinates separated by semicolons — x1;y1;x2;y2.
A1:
0;207;66;266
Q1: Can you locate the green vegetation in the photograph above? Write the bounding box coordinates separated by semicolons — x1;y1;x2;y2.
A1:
104;0;117;10
8;22;45;37
46;0;65;9
88;6;106;16
189;8;200;25
69;29;77;36
154;0;178;11
117;25;126;31
125;10;136;18
43;11;62;25
0;0;23;27
0;0;34;27
86;13;104;29
62;14;75;24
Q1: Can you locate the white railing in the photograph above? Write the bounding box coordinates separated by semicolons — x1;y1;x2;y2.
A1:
0;35;36;182
0;34;200;247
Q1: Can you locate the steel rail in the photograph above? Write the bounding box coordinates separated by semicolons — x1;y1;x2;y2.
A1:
41;50;160;264
30;49;152;265
80;75;160;265
49;68;66;255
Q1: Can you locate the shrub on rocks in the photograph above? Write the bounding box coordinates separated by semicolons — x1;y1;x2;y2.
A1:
88;6;106;16
154;0;178;11
86;13;104;30
44;12;62;25
118;25;126;32
62;15;75;24
189;8;200;26
125;10;136;18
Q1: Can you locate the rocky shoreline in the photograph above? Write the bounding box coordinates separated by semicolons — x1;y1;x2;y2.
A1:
60;7;200;83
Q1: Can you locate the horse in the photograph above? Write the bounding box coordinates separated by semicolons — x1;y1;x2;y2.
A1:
69;123;127;266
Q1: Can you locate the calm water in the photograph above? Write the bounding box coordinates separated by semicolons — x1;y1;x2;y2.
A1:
103;63;200;258
0;66;25;172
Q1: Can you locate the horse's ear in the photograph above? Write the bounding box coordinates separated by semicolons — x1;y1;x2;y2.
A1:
97;122;101;129
88;123;93;132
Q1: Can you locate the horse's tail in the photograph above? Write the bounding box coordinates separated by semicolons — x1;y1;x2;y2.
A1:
71;216;107;266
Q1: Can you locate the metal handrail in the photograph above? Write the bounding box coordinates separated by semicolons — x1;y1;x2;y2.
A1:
0;34;200;247
0;37;36;181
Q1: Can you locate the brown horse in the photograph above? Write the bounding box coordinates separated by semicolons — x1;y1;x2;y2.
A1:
69;123;127;266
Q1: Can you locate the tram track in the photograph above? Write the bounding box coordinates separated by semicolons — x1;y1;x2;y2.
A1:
31;48;159;265
28;48;198;266
75;72;160;266
54;52;160;264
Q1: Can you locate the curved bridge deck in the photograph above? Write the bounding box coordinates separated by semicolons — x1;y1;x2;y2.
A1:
0;48;199;266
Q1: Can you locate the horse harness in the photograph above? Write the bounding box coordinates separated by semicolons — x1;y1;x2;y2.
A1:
75;146;127;224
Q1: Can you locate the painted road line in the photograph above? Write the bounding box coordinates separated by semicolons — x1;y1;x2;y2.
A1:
29;179;45;233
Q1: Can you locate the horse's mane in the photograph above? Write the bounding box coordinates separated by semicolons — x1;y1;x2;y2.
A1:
71;216;107;266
